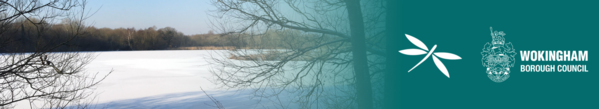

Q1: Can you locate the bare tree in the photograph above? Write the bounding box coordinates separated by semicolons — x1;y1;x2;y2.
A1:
208;0;385;108
0;0;110;108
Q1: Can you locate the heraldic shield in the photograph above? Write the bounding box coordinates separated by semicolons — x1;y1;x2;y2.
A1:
482;27;516;83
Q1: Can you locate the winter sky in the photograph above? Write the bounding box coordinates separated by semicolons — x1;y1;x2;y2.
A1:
86;0;214;35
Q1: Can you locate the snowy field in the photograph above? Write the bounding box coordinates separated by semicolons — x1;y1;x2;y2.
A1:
14;50;295;109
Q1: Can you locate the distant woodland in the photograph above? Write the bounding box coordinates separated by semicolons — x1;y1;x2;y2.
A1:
0;17;338;52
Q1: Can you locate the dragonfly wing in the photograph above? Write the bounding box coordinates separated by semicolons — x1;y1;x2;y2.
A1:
432;55;450;78
434;52;462;60
405;34;429;51
399;49;427;55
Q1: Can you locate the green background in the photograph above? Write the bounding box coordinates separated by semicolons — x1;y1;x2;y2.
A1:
387;0;598;108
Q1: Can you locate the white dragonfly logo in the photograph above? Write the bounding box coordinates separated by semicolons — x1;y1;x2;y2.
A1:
399;34;462;78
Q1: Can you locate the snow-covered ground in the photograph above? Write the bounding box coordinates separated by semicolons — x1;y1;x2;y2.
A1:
87;50;218;103
14;50;292;109
12;50;364;109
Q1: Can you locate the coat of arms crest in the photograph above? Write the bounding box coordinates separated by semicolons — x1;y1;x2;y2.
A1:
482;27;516;83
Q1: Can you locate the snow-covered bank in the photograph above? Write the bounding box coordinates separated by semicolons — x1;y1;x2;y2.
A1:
14;50;228;109
85;50;221;103
14;50;358;109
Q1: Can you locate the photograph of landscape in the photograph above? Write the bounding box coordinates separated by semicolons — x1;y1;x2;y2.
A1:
3;0;599;109
0;0;386;108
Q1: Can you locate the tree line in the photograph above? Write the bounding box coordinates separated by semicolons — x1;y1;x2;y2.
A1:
1;18;278;52
1;17;334;52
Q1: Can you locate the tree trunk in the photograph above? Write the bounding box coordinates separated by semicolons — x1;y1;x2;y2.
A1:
345;0;373;109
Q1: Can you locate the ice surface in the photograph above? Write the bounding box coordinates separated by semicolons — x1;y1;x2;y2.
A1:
13;50;288;109
13;50;359;109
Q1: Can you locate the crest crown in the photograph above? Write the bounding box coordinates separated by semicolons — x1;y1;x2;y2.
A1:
490;27;505;45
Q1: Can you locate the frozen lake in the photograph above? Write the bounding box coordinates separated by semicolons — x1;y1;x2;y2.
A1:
15;50;292;109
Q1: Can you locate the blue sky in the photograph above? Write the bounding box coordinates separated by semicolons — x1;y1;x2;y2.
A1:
86;0;213;35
